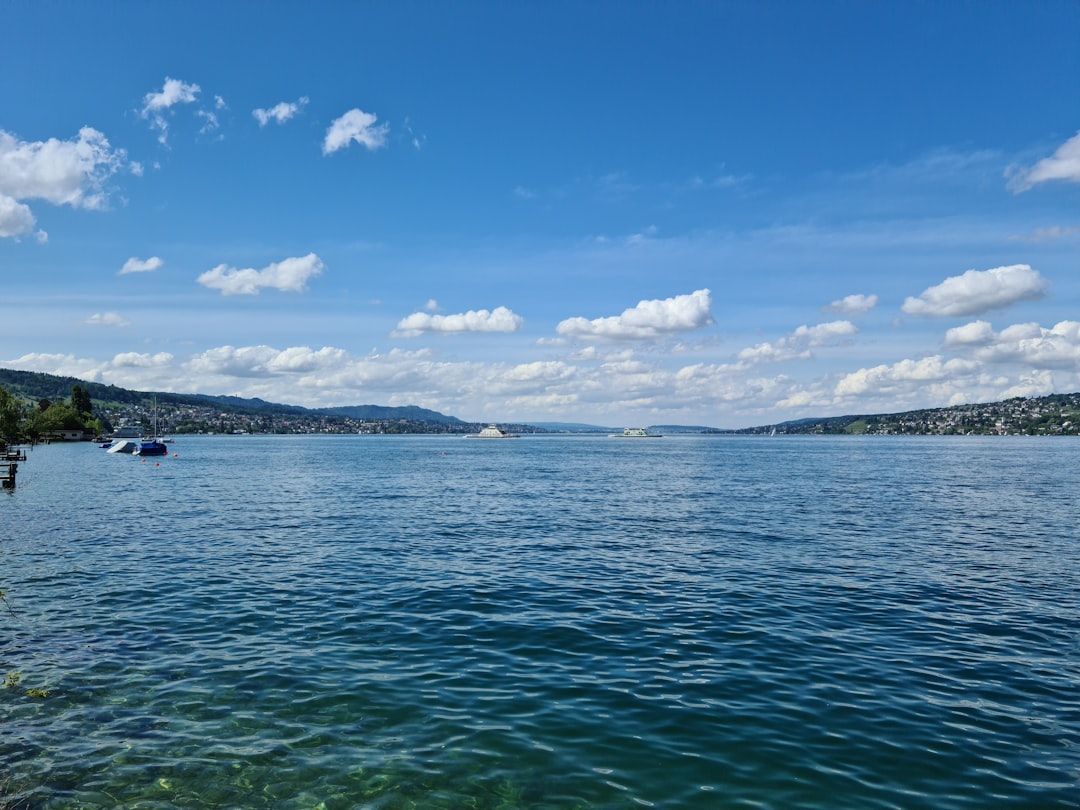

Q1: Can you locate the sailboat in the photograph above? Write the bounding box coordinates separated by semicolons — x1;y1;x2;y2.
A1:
136;399;169;456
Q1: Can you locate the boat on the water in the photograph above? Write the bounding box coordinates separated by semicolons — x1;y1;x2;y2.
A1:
466;424;519;439
609;427;662;438
106;439;140;454
136;438;169;456
135;398;169;455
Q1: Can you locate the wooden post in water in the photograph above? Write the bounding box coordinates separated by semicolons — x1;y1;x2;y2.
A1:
1;462;15;489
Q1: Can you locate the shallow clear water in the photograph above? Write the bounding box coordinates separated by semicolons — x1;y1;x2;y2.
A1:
1;435;1078;808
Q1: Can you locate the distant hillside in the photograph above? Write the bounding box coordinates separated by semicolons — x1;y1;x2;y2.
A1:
528;422;613;433
0;368;462;424
736;392;1080;436
318;405;465;424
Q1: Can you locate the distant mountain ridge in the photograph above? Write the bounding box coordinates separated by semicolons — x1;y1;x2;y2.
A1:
0;368;463;424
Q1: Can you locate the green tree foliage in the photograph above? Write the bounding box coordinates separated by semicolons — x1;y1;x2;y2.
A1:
24;401;86;440
71;384;93;417
0;386;24;443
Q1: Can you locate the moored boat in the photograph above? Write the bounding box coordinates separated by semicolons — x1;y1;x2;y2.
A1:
135;439;169;456
135;398;169;455
106;439;140;454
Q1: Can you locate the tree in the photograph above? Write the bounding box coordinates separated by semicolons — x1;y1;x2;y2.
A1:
0;385;24;443
71;384;93;417
25;402;85;440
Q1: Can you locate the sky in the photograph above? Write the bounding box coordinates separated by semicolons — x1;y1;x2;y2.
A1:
1;1;1079;428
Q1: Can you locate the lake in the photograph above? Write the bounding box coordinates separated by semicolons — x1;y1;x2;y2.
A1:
1;435;1078;808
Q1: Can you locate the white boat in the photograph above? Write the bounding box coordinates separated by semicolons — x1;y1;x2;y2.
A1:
466;424;519;439
609;427;662;438
106;439;140;454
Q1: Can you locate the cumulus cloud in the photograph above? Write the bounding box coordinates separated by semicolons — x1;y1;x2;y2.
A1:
323;108;389;155
556;289;714;341
960;320;1080;369
393;306;524;337
0;194;35;238
943;320;994;347
0;127;130;239
738;320;858;365
824;293;878;316
140;77;201;144
834;356;978;397
902;264;1047;317
196;253;325;295
84;312;131;327
119;256;163;275
253;97;309;127
1007;130;1080;192
5;352;174;387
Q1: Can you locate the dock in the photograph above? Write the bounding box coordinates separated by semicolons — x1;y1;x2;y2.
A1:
1;447;26;489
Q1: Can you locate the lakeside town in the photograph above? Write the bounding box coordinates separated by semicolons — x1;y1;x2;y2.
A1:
138;393;1080;437
739;392;1080;436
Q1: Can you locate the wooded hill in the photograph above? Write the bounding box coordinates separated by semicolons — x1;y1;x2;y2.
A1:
0;368;465;426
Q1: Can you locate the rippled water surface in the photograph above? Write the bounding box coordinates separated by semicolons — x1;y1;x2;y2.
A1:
2;435;1078;808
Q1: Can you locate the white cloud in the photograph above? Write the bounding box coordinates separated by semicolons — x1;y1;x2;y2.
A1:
323;108;389;155
943;320;994;347
253;97;309;127
967;320;1080;369
140;77;201;145
0;127;131;238
112;351;175;369
738;320;858;365
834;356;979;397
1008;130;1080;192
823;293;878;316
826;318;1080;412
119;256;164;275
0;127;128;209
424;299;440;311
556;289;713;341
0;194;35;238
196;109;220;135
196;253;325;295
8;310;1080;428
393;306;524;337
84;312;131;327
402;117;425;151
902;264;1047;317
142;77;200;114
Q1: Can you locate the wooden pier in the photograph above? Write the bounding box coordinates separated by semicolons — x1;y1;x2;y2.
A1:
1;447;26;489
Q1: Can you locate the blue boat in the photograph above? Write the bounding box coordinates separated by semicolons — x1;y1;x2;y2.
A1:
136;439;168;456
135;399;169;455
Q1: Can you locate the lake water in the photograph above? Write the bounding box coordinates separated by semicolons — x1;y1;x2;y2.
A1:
1;435;1078;809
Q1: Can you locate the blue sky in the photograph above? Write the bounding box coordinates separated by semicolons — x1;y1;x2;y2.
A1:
2;2;1078;427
